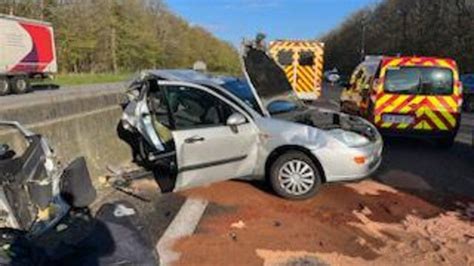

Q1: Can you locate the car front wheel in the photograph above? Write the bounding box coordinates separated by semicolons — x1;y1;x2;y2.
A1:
269;151;322;200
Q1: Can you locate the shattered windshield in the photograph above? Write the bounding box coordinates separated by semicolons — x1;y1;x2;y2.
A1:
384;67;453;95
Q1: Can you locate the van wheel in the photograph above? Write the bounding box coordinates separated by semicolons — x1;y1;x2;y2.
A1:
0;77;9;96
436;136;455;149
10;76;30;94
269;151;322;200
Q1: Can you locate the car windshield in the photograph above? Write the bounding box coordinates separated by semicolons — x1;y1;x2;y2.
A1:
461;74;474;88
384;67;453;95
221;79;261;112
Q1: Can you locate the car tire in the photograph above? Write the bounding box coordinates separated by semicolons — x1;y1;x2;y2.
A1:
0;77;9;96
10;76;30;94
269;151;322;200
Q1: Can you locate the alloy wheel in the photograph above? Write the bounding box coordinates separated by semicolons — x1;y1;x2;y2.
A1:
278;160;315;196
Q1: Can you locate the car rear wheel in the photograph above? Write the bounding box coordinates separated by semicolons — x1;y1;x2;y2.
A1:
10;76;30;94
0;77;9;96
269;151;322;200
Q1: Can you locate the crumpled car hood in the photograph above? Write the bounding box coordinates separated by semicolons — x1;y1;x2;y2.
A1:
242;44;295;103
273;106;379;141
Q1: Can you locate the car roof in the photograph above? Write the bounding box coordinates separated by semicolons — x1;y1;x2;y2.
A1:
146;69;237;87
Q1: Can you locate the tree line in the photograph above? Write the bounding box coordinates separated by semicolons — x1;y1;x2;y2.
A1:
322;0;474;75
0;0;241;74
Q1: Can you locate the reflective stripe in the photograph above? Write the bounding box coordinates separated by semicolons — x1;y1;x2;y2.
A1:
270;40;324;99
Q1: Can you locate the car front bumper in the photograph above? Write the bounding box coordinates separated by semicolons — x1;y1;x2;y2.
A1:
314;137;384;183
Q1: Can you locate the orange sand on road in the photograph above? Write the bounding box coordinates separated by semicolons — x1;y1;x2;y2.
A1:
174;180;474;266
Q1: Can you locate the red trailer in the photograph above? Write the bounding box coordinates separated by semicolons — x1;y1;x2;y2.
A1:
0;14;57;95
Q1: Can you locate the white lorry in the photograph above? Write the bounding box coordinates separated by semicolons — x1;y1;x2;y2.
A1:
0;14;57;95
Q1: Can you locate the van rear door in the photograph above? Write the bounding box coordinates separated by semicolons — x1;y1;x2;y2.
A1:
419;66;459;131
375;65;425;130
375;59;460;132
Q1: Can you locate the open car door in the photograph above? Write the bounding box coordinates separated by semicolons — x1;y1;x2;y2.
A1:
145;80;259;191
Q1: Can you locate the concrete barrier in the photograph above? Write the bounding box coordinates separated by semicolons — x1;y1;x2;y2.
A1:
0;83;134;179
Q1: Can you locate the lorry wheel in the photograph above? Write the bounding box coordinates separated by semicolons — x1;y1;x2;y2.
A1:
0;77;9;95
269;151;322;200
10;76;30;94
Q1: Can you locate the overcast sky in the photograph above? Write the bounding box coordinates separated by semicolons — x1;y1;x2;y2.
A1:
166;0;376;45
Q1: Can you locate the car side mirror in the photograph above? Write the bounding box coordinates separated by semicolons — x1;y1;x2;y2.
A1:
227;113;246;127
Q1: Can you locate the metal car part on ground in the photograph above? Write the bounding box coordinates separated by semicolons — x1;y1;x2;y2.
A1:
120;45;382;200
0;121;96;247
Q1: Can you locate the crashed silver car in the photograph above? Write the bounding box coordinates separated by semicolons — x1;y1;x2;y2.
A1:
121;46;383;200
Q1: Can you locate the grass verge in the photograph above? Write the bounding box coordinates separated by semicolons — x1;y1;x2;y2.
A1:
36;72;133;86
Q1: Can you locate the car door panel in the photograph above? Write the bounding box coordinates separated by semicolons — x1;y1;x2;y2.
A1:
157;81;259;191
172;123;258;190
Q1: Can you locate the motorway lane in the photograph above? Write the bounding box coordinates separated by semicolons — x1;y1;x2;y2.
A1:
459;112;474;144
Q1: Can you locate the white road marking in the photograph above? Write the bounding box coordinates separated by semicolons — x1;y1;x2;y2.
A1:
456;132;472;146
156;197;208;266
328;99;340;107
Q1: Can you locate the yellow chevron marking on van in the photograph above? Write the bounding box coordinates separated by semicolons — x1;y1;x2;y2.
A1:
384;95;409;113
376;94;393;108
425;109;447;130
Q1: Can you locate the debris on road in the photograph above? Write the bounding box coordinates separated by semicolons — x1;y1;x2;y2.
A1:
230;220;246;229
114;204;137;217
105;165;156;202
229;232;238;241
256;250;329;266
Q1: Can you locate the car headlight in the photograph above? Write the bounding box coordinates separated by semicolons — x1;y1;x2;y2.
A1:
329;129;370;147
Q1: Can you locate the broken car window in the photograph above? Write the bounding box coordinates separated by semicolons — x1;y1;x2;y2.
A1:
148;82;172;128
164;86;235;130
